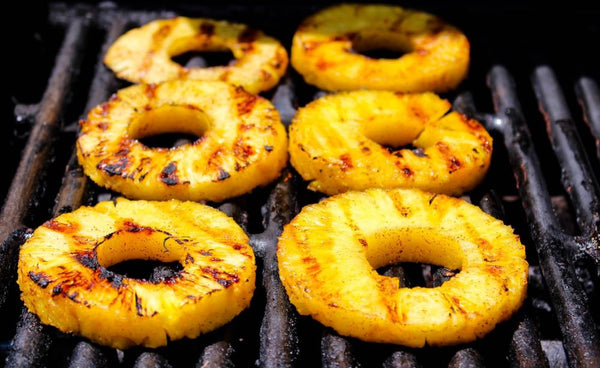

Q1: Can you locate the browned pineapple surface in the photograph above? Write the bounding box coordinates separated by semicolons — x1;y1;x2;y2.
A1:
277;188;528;347
288;90;492;196
17;198;256;349
76;80;288;202
104;16;288;94
291;3;470;92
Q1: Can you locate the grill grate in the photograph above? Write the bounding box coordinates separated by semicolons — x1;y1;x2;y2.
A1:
2;2;600;367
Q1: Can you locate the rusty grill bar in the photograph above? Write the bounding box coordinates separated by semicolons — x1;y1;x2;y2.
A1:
2;2;599;367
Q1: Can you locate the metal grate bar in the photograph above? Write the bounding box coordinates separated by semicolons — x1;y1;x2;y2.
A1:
486;65;600;368
0;19;90;311
575;77;600;161
532;66;600;245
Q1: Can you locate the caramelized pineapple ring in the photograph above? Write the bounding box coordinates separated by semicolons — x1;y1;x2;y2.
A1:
277;188;528;347
17;198;256;349
289;90;492;196
76;80;288;202
291;3;470;92
104;16;288;94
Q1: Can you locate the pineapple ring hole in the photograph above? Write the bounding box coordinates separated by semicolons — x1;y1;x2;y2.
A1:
171;50;236;68
95;228;187;279
351;31;409;59
360;113;424;148
128;105;211;148
365;228;465;279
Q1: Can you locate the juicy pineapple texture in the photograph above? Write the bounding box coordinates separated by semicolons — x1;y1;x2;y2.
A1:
291;3;470;92
104;16;288;94
288;90;492;196
17;198;256;349
277;188;528;347
76;79;288;202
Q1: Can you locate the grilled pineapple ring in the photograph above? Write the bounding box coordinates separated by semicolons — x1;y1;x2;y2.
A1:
291;3;470;92
76;79;288;202
17;198;256;349
277;188;528;347
104;16;288;94
289;90;492;196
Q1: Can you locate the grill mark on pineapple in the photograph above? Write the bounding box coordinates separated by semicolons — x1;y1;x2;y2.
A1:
44;219;80;233
199;22;215;37
236;90;258;116
338;153;353;171
238;27;259;44
144;83;158;99
98;153;133;177
201;266;239;288
160;162;180;185
216;169;231;181
74;250;99;270
233;138;254;162
28;271;51;288
302;256;321;274
135;293;144;316
139;24;173;77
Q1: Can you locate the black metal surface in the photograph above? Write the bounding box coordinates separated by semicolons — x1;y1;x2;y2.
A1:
3;2;600;367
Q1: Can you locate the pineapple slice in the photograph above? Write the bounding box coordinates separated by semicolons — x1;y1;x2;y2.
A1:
291;3;470;92
104;16;288;94
277;188;528;347
289;90;492;196
76;79;288;202
17;198;256;349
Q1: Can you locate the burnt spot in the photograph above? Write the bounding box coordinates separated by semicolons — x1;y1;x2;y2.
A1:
68;292;79;302
448;156;462;173
217;169;231;181
144;83;158;99
428;194;438;205
233;139;254;160
73;250;99;270
236;93;258;116
361;146;371;154
401;167;413;177
264;145;273;152
338;153;353;171
232;244;243;250
99;268;124;289
135;293;144;316
185;253;195;264
210;257;223;262
358;238;368;247
99;102;111;117
201;266;239;288
98;156;132;177
160;162;180;185
52;285;62;297
44;219;80;233
121;220;145;232
96;121;109;131
28;271;51;288
238;27;259;43
200;250;213;256
199;22;215;36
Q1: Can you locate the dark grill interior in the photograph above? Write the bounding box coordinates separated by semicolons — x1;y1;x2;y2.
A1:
3;2;600;367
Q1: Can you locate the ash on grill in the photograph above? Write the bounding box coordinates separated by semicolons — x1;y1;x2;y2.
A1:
2;2;599;368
